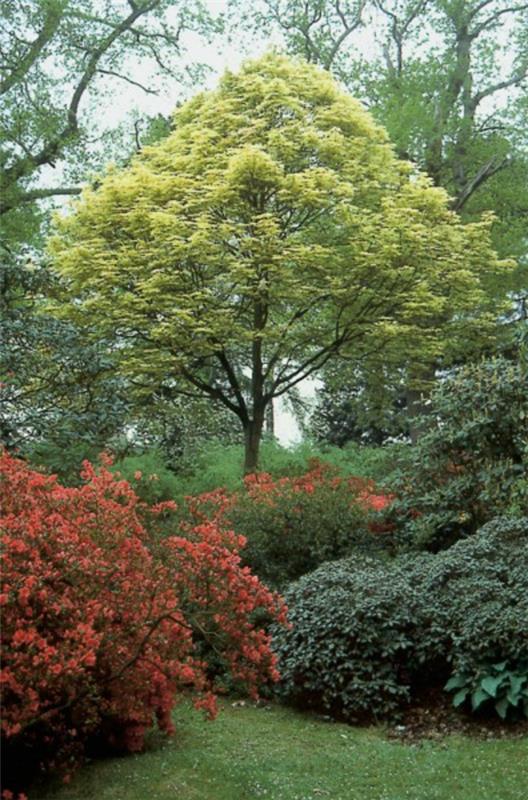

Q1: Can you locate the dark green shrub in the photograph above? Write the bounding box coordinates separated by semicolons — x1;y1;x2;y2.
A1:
412;516;528;718
272;555;422;721
272;516;528;722
391;357;527;550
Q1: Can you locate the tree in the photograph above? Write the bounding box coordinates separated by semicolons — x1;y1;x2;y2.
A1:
49;54;511;473
233;2;528;433
0;252;130;469
0;0;223;463
0;1;221;461
0;0;219;241
309;359;409;446
235;2;527;255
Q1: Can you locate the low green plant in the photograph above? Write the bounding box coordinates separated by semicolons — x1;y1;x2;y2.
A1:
25;439;102;485
445;661;528;720
111;449;181;505
164;439;398;500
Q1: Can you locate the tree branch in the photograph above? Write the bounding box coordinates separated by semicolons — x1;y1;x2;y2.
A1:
452;156;510;211
471;67;528;111
0;5;64;95
1;0;163;204
471;4;528;38
0;186;82;215
96;68;158;95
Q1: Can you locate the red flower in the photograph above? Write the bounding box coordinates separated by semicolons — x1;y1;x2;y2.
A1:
0;451;286;784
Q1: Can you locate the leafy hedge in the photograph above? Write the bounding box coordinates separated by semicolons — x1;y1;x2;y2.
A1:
391;357;527;550
272;516;528;722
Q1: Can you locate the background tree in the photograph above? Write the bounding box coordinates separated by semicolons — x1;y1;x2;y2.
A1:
234;1;527;262
0;0;220;238
49;54;510;472
309;358;409;446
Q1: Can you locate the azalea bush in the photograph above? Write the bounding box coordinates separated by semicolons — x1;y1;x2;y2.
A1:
0;452;286;791
191;461;395;588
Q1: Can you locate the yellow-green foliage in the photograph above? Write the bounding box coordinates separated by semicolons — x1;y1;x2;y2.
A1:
49;53;512;391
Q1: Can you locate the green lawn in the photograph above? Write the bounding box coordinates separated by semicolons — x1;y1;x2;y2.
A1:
31;701;528;800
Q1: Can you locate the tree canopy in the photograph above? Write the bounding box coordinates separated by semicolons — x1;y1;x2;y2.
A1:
49;53;512;472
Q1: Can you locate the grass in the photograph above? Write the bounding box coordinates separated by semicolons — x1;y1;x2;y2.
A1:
30;700;528;800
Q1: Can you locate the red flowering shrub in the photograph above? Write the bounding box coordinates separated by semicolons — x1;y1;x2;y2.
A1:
0;452;286;790
203;461;395;587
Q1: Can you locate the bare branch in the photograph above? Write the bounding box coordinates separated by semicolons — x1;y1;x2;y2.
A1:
323;1;366;68
96;68;158;94
0;186;82;215
471;3;528;37
452;156;510;211
471;68;528;110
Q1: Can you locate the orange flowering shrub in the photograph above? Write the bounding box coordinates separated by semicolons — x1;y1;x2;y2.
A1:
206;461;395;587
0;452;286;790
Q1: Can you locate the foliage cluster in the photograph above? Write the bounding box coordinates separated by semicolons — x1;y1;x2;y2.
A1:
174;460;393;589
272;516;528;722
225;463;392;587
391;357;528;550
445;661;528;721
0;452;286;793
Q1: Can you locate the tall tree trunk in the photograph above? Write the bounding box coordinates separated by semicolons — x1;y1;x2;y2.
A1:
243;414;265;474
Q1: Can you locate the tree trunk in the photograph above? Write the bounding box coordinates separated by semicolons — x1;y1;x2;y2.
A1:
406;365;437;444
243;415;265;474
265;398;274;437
406;386;431;444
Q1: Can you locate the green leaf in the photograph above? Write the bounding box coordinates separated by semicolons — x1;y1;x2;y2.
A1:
495;697;510;720
471;687;490;711
481;674;503;698
507;690;521;706
492;661;508;672
508;674;526;696
445;674;469;691
453;688;469;707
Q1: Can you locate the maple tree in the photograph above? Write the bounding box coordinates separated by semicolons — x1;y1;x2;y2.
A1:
49;53;511;472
